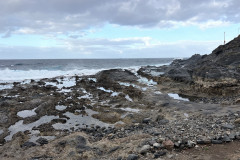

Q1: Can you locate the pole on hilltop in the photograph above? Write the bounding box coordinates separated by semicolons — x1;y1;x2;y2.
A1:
224;32;225;45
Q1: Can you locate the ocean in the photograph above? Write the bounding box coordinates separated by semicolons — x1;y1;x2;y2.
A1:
0;58;173;82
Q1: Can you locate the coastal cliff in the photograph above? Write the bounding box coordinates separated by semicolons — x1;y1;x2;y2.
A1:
138;35;240;104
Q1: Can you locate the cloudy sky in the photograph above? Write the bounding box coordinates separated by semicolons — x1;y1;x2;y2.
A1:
0;0;240;59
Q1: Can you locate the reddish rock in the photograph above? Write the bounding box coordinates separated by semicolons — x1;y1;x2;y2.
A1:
163;140;174;150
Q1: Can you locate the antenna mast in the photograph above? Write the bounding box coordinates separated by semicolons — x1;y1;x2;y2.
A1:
224;32;225;45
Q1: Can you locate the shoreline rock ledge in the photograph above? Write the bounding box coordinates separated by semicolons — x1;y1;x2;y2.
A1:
138;35;240;104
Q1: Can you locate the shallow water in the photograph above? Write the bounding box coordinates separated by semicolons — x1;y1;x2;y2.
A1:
0;83;13;90
5;115;59;141
55;105;67;111
17;108;37;118
120;107;140;113
0;58;173;82
52;109;111;131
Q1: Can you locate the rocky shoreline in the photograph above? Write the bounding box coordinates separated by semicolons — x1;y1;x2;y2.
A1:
138;35;240;105
1;36;240;159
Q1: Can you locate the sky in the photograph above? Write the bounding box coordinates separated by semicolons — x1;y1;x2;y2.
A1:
0;0;240;59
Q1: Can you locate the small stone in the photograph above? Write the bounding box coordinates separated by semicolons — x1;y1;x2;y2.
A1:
221;124;234;130
142;118;151;124
234;118;240;125
211;140;223;144
163;140;174;150
158;119;169;125
153;131;161;136
174;142;181;148
139;145;151;154
160;103;169;107
127;154;139;160
196;138;211;144
76;136;87;146
154;151;166;158
21;142;36;148
153;143;161;148
155;114;164;122
222;135;231;143
148;140;156;146
117;156;122;160
108;146;120;154
167;154;174;159
187;140;195;148
157;137;165;143
36;138;48;145
229;133;236;140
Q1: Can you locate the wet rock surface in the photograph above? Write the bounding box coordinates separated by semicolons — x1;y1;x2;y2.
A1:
0;53;240;159
138;35;240;104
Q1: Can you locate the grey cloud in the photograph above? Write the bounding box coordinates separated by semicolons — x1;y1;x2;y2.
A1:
0;0;239;36
0;39;219;59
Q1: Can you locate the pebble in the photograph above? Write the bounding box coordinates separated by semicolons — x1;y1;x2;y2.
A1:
211;140;223;144
163;140;174;150
127;154;139;160
139;145;151;154
222;135;231;142
153;143;161;148
154;151;166;158
36;138;48;145
234;118;240;124
143;118;151;124
21;142;36;148
221;124;234;130
187;140;195;148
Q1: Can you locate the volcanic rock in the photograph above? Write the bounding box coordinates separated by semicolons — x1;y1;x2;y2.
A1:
138;35;240;103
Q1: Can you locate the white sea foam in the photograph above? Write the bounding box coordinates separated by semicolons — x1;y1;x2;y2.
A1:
97;87;113;93
0;60;173;83
137;76;157;86
119;82;147;91
0;83;14;90
168;93;189;101
0;68;103;83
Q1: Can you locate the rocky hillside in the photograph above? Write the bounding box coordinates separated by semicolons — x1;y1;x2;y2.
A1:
138;35;240;104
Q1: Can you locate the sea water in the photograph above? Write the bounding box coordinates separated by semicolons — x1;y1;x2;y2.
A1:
0;58;173;82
